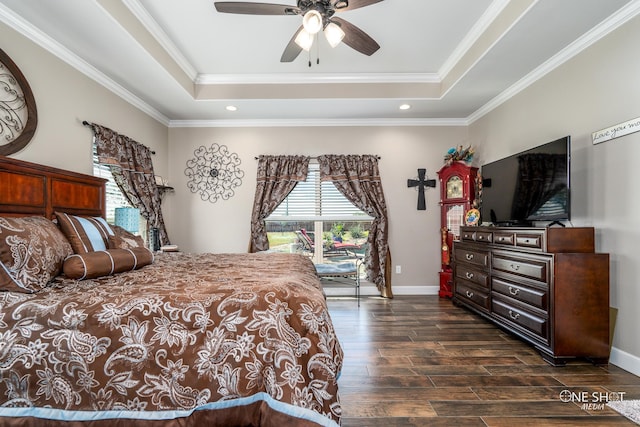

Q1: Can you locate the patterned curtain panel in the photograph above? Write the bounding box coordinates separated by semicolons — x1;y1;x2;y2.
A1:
88;122;170;247
249;155;309;252
317;155;392;298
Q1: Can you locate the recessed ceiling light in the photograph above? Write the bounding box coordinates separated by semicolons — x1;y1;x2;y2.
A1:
226;105;237;111
399;104;411;110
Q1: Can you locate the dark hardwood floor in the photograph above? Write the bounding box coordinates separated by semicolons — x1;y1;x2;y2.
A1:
326;295;640;426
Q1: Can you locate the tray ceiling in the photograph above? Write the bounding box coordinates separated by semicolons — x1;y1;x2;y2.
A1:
0;0;637;126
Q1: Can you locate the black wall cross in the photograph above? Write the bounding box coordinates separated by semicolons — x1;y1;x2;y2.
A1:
407;168;436;210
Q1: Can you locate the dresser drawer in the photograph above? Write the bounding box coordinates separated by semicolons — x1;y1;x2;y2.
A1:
461;230;493;243
455;282;490;312
515;232;543;249
492;277;548;311
455;247;489;268
493;231;515;246
461;230;476;242
475;231;493;243
492;296;549;343
456;266;489;289
492;252;550;283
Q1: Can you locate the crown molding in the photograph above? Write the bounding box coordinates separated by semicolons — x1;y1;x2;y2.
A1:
440;0;538;102
468;0;640;124
169;117;469;128
122;0;198;80
4;0;639;129
195;72;440;85
0;3;170;126
438;0;512;78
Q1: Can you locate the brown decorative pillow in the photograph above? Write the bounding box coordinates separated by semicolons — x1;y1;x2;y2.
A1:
110;224;146;250
63;247;153;280
0;216;73;293
55;212;114;254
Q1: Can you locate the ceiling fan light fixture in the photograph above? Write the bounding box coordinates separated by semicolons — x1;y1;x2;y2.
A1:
302;10;323;34
334;0;348;9
324;22;345;48
295;29;314;51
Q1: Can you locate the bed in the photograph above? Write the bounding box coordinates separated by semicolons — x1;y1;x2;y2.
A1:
0;155;343;427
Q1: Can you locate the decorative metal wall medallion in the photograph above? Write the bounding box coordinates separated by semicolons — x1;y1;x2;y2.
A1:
0;48;38;155
184;143;244;203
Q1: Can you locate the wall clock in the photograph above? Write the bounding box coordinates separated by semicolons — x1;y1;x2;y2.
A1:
0;48;38;156
184;143;244;203
445;175;463;199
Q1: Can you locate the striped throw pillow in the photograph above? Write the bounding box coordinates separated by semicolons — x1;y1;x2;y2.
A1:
55;212;115;254
63;247;154;280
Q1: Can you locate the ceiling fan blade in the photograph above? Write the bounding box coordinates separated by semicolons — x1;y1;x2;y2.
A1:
281;25;304;62
331;17;380;56
214;2;300;15
333;0;384;12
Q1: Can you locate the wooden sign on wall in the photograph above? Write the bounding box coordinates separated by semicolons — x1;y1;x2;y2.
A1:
592;116;640;144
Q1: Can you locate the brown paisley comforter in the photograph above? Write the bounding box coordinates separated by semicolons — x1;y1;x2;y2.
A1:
0;252;343;427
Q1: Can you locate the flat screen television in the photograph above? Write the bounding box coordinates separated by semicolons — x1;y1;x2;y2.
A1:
480;136;570;226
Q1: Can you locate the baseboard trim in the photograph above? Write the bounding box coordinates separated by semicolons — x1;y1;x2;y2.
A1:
609;347;640;377
322;284;439;297
392;285;440;295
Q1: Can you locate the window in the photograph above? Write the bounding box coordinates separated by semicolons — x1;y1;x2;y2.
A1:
266;162;372;264
92;143;145;236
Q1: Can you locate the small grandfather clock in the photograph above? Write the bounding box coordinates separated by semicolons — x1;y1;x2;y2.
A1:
437;162;478;297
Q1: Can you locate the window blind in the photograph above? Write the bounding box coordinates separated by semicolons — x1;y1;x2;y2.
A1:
92;143;132;224
269;164;372;221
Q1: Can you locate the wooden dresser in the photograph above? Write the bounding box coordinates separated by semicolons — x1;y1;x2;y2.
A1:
452;226;610;366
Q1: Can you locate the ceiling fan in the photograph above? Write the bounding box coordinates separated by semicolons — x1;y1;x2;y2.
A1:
214;0;383;62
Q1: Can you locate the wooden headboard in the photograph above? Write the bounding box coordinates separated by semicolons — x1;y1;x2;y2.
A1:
0;155;106;218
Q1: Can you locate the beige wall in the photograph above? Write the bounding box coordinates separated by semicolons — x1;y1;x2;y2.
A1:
469;16;640;374
165;126;469;291
0;22;169;177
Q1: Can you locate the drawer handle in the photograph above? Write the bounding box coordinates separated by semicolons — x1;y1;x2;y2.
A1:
465;272;474;279
508;286;520;296
498;237;504;241
478;235;484;240
508;310;520;320
465;253;474;261
510;264;520;271
465;290;474;298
